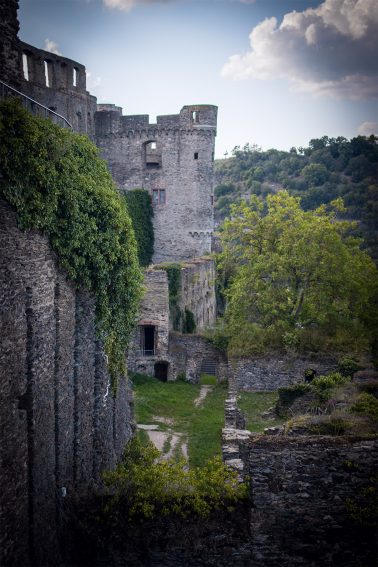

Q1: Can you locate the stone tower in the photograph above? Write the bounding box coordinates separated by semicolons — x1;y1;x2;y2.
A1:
95;104;217;263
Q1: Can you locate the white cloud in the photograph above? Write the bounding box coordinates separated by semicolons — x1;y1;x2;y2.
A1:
86;71;102;90
103;0;173;11
221;0;378;99
358;121;378;136
44;38;62;55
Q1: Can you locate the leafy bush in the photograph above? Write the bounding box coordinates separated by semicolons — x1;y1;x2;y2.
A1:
103;437;248;521
351;393;378;420
338;356;360;377
311;372;349;399
0;99;142;388
124;189;154;266
277;383;311;416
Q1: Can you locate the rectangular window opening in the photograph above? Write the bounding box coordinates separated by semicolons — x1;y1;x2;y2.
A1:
194;152;198;160
44;60;51;88
191;110;199;123
22;53;29;81
152;189;166;205
140;325;155;356
73;67;78;87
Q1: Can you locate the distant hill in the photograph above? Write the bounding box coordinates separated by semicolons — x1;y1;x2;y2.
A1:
214;136;378;261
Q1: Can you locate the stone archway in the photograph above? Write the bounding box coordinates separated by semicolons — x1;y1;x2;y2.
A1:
154;361;169;382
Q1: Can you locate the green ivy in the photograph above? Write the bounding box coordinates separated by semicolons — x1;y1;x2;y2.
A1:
156;262;183;330
123;189;154;266
0;99;143;389
183;308;196;334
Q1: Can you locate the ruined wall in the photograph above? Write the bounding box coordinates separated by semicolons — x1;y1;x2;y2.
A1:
95;104;217;263
234;355;337;391
168;333;228;383
245;435;378;566
178;257;216;331
0;0;97;136
127;269;175;379
0;199;134;566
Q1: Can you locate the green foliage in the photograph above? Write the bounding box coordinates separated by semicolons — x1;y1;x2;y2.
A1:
351;393;378;420
311;372;349;394
0;99;143;388
131;373;228;466
277;383;311;415
215;135;378;261
338;356;360;377
157;262;182;330
199;374;217;385
123;189;154;266
345;475;378;528
103;436;248;521
183;308;196;334
218;191;378;357
238;391;283;432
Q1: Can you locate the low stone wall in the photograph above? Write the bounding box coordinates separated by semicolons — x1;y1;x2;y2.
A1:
245;435;378;566
0;199;134;566
234;355;337;391
169;333;228;383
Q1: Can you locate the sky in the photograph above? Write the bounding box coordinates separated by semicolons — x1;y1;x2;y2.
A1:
18;0;378;158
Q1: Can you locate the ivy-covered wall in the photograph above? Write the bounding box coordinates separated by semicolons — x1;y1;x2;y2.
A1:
124;189;154;267
0;99;143;387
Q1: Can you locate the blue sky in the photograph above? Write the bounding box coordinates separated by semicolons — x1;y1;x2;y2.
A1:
18;0;378;158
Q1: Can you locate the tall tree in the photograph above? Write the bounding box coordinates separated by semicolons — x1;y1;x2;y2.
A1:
218;191;378;355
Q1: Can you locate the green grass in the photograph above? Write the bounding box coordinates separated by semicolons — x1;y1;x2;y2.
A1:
238;391;283;432
130;373;227;467
131;372;199;429
188;382;228;468
199;373;217;385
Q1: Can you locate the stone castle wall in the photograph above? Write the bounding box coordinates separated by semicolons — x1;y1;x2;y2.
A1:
234;355;337;391
0;199;134;566
245;435;378;566
168;334;228;383
0;0;97;136
178;257;216;331
94;104;217;263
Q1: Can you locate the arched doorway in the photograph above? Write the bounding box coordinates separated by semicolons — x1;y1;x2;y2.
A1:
154;361;169;382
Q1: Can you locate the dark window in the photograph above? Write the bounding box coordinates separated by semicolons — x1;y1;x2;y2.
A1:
140;325;155;356
152;189;166;205
194;152;198;160
211;195;214;206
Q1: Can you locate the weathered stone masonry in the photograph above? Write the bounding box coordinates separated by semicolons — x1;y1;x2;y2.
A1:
95;104;217;264
0;199;134;566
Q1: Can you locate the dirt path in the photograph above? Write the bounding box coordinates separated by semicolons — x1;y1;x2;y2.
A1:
194;385;214;407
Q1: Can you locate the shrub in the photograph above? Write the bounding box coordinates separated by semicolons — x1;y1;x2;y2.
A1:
277;383;311;416
103;437;248;521
351;393;378;420
157;263;183;330
338;356;360;377
311;372;349;400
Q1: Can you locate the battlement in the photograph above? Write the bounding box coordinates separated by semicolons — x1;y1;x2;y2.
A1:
94;104;217;136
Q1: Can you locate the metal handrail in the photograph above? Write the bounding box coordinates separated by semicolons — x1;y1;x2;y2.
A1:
0;79;73;129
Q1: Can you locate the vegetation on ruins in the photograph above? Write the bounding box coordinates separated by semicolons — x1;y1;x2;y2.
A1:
103;436;247;521
131;372;228;467
155;262;183;330
123;189;154;266
0;99;143;388
215;136;378;261
217;191;378;358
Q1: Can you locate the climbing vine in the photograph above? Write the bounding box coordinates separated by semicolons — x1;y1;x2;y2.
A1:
156;262;183;330
0;99;143;388
123;189;154;266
